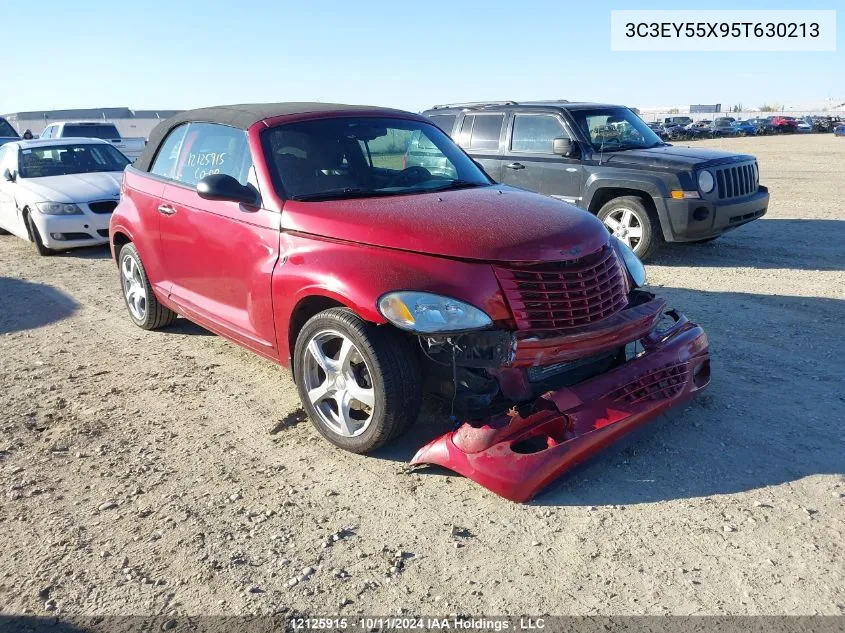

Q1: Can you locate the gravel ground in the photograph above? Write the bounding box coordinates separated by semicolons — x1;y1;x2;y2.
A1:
0;134;842;618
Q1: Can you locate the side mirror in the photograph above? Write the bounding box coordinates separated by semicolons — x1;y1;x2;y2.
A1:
2;168;14;182
197;174;259;206
552;137;574;157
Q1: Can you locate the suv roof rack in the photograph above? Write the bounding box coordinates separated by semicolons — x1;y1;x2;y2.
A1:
430;101;518;110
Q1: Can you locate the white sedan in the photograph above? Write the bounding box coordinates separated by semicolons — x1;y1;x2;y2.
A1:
0;138;130;255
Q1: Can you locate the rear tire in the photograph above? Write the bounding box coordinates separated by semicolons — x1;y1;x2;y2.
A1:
597;196;661;261
294;308;421;454
24;210;55;256
118;243;177;330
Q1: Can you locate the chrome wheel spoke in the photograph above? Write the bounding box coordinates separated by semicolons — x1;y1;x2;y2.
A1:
347;381;375;408
604;216;621;231
308;380;333;406
621;209;634;228
337;338;355;372
627;225;643;239
307;339;331;372
335;391;355;436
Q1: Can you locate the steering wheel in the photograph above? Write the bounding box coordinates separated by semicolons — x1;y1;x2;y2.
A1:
387;165;432;188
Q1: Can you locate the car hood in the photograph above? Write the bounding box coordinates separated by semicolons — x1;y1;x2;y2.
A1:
281;185;610;262
19;172;123;203
601;146;754;170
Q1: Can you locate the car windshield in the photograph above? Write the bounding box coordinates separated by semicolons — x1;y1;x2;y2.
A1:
262;117;492;201
62;124;120;139
570;107;664;151
18;143;130;178
0;119;18;137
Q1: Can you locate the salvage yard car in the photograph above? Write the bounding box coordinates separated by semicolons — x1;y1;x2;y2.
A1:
0;138;129;254
422;101;769;259
40;121;145;161
110;103;711;502
0;116;20;147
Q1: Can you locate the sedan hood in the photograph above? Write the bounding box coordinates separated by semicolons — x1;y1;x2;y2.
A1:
281;185;610;262
602;146;754;170
20;172;123;203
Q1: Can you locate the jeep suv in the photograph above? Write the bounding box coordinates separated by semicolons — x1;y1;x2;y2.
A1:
422;101;769;259
111;103;710;501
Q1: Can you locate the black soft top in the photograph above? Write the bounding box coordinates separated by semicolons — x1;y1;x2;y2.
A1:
135;102;413;172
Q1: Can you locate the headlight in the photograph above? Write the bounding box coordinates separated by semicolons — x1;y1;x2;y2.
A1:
378;291;492;334
697;170;715;193
36;202;82;215
611;237;647;288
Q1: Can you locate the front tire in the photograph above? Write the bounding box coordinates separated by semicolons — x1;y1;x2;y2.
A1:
597;196;660;260
294;308;421;454
118;243;177;330
24;210;55;256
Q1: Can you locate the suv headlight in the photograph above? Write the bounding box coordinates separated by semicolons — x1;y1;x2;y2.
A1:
378;291;492;334
611;237;647;287
36;202;82;215
697;170;715;193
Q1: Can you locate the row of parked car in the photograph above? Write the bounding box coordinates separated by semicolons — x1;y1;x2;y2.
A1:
647;114;845;141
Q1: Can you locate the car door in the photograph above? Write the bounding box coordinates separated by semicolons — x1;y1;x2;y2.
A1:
0;145;26;238
455;112;506;181
499;112;585;204
158;122;281;358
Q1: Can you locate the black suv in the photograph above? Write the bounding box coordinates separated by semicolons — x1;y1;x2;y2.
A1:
420;101;769;259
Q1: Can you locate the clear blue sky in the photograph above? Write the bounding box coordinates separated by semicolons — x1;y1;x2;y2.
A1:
5;0;841;113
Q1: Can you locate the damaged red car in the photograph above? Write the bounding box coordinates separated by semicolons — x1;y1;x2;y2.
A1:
111;103;711;502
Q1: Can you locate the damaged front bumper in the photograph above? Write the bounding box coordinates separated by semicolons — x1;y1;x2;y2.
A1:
411;310;711;502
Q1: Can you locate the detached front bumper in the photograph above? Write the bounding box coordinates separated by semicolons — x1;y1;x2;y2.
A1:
411;311;710;502
660;186;768;242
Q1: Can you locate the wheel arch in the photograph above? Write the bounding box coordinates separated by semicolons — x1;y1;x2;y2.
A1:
286;293;356;375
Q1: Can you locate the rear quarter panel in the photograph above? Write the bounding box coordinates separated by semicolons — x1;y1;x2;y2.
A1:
110;168;168;294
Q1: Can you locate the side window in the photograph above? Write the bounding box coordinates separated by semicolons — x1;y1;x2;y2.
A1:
41;126;52;139
457;114;504;151
427;114;456;136
150;124;189;180
173;122;252;187
510;115;568;153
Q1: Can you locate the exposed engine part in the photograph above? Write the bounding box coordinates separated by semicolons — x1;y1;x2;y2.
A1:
526;350;620;383
419;330;516;368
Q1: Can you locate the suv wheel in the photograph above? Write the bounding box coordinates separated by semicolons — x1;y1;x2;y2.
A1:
118;243;177;330
294;308;421;454
597;196;660;260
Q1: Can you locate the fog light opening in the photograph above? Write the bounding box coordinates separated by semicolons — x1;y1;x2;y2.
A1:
692;207;710;222
50;233;66;241
693;360;711;388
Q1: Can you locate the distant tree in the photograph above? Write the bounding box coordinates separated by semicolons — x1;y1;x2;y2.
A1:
668;108;680;114
758;103;781;112
732;103;743;112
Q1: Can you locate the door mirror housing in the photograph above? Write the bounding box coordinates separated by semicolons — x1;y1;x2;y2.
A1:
197;174;259;206
2;168;14;182
552;137;575;156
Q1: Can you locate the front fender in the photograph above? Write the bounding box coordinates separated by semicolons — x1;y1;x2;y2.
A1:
272;233;511;365
583;173;679;241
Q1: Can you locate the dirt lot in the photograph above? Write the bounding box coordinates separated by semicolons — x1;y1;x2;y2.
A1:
0;134;843;619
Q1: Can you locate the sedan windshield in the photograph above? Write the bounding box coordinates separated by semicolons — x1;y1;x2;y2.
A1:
18;143;130;178
570;107;664;151
262;117;492;201
0;119;18;137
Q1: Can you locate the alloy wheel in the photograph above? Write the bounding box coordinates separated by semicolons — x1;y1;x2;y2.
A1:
121;254;147;321
603;207;643;251
302;329;375;438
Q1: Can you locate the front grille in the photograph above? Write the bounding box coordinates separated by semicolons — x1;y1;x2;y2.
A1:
493;245;628;332
715;162;757;200
97;229;109;238
88;200;118;214
611;362;688;405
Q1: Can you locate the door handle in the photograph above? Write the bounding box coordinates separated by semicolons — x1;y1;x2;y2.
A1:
505;162;525;170
157;204;177;216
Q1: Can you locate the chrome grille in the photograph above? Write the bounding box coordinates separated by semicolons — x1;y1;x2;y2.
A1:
493;246;628;332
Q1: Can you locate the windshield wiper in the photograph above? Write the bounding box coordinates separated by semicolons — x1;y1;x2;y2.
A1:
430;180;487;192
291;187;389;202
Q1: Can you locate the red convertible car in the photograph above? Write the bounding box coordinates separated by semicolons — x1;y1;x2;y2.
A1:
110;103;710;502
